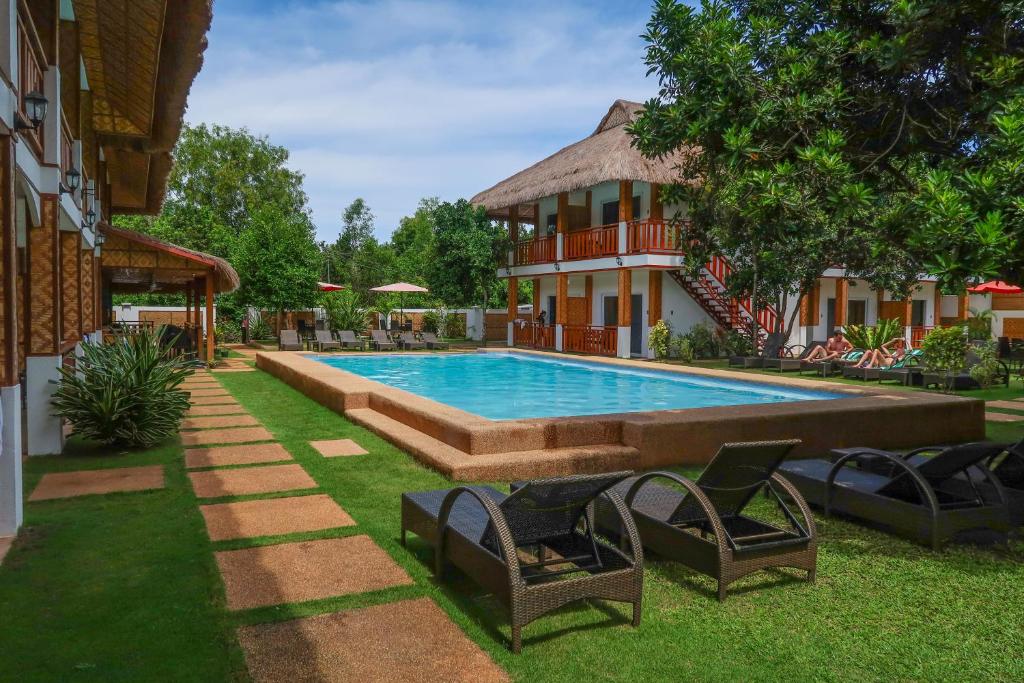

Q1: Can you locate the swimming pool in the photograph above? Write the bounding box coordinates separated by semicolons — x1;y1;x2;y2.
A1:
311;352;841;420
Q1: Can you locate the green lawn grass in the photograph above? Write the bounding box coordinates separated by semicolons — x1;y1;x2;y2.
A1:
2;368;1024;681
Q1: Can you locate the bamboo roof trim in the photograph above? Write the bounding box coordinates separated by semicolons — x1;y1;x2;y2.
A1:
100;224;240;293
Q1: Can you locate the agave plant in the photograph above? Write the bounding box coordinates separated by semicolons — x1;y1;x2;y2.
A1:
844;318;904;350
51;327;193;448
323;290;369;332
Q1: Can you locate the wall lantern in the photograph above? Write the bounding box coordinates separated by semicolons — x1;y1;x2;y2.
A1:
60;166;81;195
94;230;105;246
615;256;624;266
18;91;48;129
85;207;97;228
554;263;560;271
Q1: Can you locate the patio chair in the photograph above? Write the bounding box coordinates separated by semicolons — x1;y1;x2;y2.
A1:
800;349;864;377
399;331;425;350
313;329;340;352
593;440;816;601
877;349;925;385
989;440;1024;525
845;348;925;382
370;329;397;351
420;331;449;350
764;342;824;372
335;330;364;350
778;442;1011;549
400;472;643;653
279;329;302;351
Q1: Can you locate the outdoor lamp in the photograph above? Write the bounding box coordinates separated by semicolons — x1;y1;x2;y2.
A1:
21;91;48;129
85;207;97;228
94;230;105;246
61;166;81;195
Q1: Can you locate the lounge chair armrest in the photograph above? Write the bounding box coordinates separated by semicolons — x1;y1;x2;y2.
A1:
784;344;806;359
598;489;644;567
624;471;728;551
903;446;949;459
826;452;940;517
436;487;523;587
768;472;817;539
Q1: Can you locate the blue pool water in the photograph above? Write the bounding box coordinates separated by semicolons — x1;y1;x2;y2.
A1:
311;352;841;420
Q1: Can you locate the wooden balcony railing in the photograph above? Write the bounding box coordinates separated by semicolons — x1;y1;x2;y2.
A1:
563;224;618;260
910;326;933;348
513;321;555;349
61;112;73;176
563;325;617;356
626;219;685;254
17;11;45;158
514;235;556;265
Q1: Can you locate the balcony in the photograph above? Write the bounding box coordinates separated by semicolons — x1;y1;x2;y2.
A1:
17;10;46;159
510;219;686;266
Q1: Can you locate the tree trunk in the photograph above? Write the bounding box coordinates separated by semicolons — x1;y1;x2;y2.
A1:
750;257;760;356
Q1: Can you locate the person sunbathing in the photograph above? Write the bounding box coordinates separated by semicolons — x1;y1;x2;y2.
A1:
854;339;907;369
805;330;852;363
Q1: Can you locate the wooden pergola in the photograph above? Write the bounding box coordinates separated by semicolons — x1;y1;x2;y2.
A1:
98;225;239;360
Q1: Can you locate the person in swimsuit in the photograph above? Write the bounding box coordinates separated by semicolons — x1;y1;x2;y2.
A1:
805;329;853;363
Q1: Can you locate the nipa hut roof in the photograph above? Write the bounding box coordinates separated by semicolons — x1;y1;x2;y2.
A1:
471;100;696;220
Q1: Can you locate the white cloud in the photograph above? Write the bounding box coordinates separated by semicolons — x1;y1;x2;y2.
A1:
186;0;657;239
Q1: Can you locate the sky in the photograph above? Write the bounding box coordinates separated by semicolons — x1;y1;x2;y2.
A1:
184;0;669;243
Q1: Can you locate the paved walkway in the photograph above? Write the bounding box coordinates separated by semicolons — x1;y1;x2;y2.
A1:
183;369;507;681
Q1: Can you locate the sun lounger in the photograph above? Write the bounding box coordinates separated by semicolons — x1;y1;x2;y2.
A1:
313;329;340;352
370;329;397;351
278;329;302;351
399;331;425;350
765;342;825;372
800;349;863;377
592;440;816;600
335;330;364;350
779;442;1011;549
400;472;643;653
989;441;1024;525
420;331;449;350
845;348;924;381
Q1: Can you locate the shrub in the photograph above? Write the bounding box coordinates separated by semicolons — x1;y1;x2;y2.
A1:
969;341;1002;388
248;311;272;340
671;334;695;362
215;318;241;343
51;327;192;447
966;308;994;340
648;320;672;360
441;311;466;339
844;319;903;350
422;310;441;334
323;290;367;332
719;328;753;357
686;321;720;358
921;326;969;392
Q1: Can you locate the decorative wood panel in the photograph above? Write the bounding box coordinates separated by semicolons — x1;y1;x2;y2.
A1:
28;196;60;355
879;301;910;325
993;293;1024;311
81;248;95;334
1002;317;1024;338
61;231;81;342
567;297;588;326
140;310;188;327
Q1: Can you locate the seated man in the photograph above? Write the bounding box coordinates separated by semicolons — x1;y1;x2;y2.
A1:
805;329;852;363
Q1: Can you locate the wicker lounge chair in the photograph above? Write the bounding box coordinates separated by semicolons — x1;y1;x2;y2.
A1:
764;342;824;372
334;330;364;350
370;329;397;351
278;329;302;351
989;441;1024;525
421;331;449;350
399;331;425;350
313;329;341;352
593;440;816;601
401;472;643;653
779;442;1011;549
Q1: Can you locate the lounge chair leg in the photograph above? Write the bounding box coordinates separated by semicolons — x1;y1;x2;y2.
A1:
807;568;816;584
511;626;522;654
717;582;727;602
400;528;406;546
632;601;641;627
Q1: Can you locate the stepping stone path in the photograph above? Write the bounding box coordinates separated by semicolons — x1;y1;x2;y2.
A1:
182;414;261;430
237;597;509;683
986;400;1024;411
178;371;507;680
216;535;413;610
200;494;355;541
189;463;316;498
986;411;1024;423
29;465;165;501
310;438;369;457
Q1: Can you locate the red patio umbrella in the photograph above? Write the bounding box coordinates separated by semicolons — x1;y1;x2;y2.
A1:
369;282;429;329
318;282;346;292
968;280;1022;294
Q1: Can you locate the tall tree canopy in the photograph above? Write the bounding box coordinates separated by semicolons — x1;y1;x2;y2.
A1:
427;199;507;309
632;0;1024;303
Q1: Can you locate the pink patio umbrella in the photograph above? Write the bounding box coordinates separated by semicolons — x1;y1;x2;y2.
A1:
369;282;429;329
968;280;1022;294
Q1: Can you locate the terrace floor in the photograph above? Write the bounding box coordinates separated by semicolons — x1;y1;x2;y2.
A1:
2;357;1024;681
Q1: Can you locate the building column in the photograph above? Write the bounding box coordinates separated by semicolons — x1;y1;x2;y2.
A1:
60;231;82;344
185;282;192;326
957;293;969;321
555;272;567;351
205;273;215;362
800;281;820;344
834;278;849;330
555;192;567;261
650;183;663;221
617;180;633;254
532;277;541;321
506;276;518;347
933;286;943;327
647;271;662;359
585;275;594;326
0;134;22;534
25;194;63;456
617;268;632;358
193;278;201;356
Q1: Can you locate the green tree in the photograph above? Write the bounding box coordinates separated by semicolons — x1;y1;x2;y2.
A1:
391;197;437;284
232;205;320;329
427;199;507;309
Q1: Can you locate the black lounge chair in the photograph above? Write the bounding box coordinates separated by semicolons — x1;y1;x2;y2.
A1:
313;329;340;352
401;472;643;653
399;331;425;350
421;331;449;350
779;442;1011;549
764;342;824;372
989;441;1024;525
278;329;302;351
334;330;364;350
593;440;816;600
370;329;396;351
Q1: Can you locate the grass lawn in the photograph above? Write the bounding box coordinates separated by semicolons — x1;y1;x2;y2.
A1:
2;368;1024;681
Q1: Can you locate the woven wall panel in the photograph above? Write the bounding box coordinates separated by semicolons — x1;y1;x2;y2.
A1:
61;232;81;342
82;249;95;333
28;199;60;354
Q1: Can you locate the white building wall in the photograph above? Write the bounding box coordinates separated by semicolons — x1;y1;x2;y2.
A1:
659;271;716;336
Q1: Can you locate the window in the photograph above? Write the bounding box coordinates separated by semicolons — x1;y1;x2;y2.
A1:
847;299;866;325
601;197;643;225
911;300;926;326
546;213;557;235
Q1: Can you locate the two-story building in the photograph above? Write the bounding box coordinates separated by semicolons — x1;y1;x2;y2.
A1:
473;100;971;360
1;0;217;538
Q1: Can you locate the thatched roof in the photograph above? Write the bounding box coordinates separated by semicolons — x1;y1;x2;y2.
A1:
99;224;240;294
74;0;212;215
471;100;696;220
